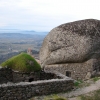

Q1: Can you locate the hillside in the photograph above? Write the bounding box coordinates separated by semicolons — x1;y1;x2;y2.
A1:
0;53;41;72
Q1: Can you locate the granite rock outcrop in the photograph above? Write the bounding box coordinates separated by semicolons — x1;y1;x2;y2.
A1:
40;19;100;80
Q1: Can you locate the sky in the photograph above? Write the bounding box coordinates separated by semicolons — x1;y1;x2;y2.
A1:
0;0;100;32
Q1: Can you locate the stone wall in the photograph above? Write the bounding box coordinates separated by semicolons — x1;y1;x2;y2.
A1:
0;67;13;84
45;59;96;80
12;71;61;83
0;67;61;83
0;73;73;100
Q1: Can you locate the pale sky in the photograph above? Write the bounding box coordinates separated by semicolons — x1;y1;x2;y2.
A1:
0;0;100;31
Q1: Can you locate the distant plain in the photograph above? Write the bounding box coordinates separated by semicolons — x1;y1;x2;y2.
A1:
0;31;47;63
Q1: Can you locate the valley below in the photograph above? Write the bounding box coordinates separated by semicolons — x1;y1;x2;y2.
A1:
0;32;46;63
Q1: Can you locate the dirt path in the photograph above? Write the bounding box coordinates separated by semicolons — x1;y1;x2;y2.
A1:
61;80;100;98
33;79;100;100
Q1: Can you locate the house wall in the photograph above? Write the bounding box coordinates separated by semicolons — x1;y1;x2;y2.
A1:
45;59;96;80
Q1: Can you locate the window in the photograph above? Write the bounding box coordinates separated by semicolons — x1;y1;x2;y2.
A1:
66;71;71;77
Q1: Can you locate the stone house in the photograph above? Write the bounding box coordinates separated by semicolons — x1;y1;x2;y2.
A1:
39;19;100;80
44;59;100;80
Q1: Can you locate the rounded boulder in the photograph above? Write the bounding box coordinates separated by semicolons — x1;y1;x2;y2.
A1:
39;19;100;68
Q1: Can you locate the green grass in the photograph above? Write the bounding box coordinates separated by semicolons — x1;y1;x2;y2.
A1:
0;52;41;72
92;77;100;82
74;80;83;87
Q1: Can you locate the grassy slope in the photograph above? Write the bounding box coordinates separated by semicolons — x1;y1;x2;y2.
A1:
1;53;41;72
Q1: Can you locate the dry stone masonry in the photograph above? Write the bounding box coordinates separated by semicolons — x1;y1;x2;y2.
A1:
0;78;73;100
0;67;73;100
40;19;100;80
0;67;13;84
0;67;64;83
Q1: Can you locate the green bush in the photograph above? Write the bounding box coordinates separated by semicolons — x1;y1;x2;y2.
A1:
74;80;83;87
1;52;41;72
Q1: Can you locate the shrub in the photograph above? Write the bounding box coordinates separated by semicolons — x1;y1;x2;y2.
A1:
74;80;83;87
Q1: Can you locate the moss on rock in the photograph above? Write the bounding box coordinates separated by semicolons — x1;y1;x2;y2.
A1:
1;53;41;72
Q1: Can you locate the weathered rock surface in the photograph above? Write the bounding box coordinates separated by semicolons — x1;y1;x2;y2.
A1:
39;19;100;80
40;19;100;67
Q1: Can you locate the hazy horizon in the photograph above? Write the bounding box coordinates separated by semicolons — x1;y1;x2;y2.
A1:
0;0;100;32
0;29;48;32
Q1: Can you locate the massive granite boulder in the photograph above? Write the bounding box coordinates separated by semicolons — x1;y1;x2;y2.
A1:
39;19;100;79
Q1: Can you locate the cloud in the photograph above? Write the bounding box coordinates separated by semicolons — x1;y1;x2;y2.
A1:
20;0;99;17
0;0;100;31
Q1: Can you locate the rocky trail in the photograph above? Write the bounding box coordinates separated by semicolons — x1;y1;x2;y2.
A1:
33;79;100;100
61;79;100;99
